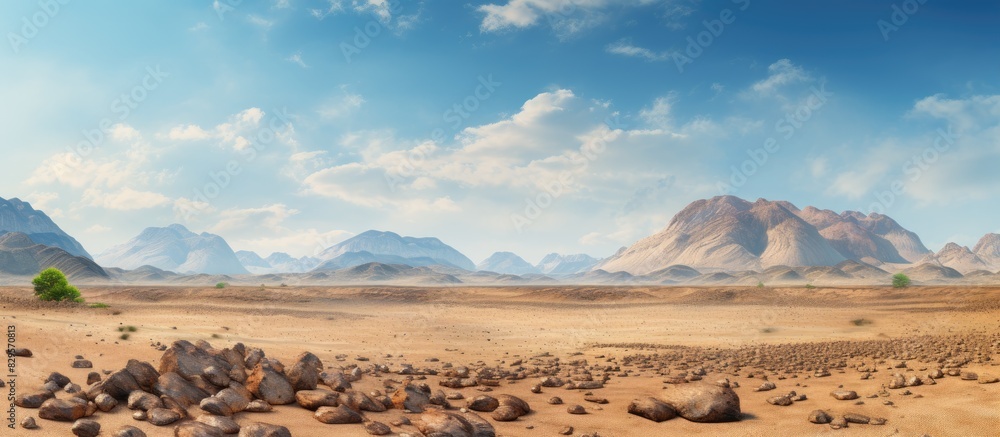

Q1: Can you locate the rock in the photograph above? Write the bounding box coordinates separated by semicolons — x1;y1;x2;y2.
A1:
72;360;94;369
661;382;741;423
71;419;101;437
540;376;564;387
844;413;870;424
87;372;102;385
365;421;392;435
628;397;677;422
174;422;225;437
197;414;241;434
147;407;182;426
200;396;233;416
548;396;563;405
46;372;72;387
128;390;163;411
237;423;292;437
38;398;87;421
216;388;250;413
491;405;522;421
113;425;148;437
467;395;499;412
584;395;608;404
246;361;295;405
391;385;430;413
203;366;231;388
103;370;143;401
314;405;363;424
320;371;352;392
295;389;340;410
342;390;387;412
245;399;273;413
286;352;323;391
754;381;776;392
979;374;999;384
15;390;55;408
133;410;147;420
159;340;231;380
566;404;586;415
962;372;979;381
559;426;574;435
496;394;530;415
20;416;37;429
95;393;118;412
830;390;859;400
767;395;793;406
65;383;82;394
871;417;888;425
417;409;496;437
12;348;32;357
154;372;210;407
830;416;848;429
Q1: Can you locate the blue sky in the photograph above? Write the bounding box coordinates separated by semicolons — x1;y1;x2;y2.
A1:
3;0;999;263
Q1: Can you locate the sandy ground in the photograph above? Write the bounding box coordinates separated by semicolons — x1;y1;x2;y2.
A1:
2;284;999;436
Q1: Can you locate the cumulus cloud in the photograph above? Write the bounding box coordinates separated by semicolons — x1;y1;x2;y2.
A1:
165;107;295;152
478;0;665;38
82;187;172;210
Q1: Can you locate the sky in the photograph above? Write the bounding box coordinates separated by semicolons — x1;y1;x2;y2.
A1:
3;0;1000;264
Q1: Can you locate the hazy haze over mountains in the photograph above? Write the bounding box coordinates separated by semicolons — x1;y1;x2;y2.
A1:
476;252;539;275
0;232;107;281
317;230;476;270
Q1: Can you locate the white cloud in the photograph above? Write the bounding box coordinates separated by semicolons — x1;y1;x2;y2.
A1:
247;15;274;30
606;39;668;61
639;95;675;129
165;107;295;152
353;0;393;22
22;191;59;211
478;0;665;37
211;204;300;233
168;124;212;141
189;22;209;32
751;59;811;96
273;0;292;8
286;52;308;68
82;188;172;210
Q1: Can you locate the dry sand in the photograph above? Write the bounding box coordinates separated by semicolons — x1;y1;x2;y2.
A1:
2;285;999;436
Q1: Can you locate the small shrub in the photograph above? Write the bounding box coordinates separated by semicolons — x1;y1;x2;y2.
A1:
759;327;776;334
851;318;873;326
119;333;130;340
89;302;110;309
117;326;137;332
756;281;764;288
32;268;82;302
111;310;122;315
216;282;227;289
892;273;911;288
211;333;221;339
805;284;816;289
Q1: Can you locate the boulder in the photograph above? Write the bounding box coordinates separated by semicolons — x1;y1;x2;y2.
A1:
71;419;101;437
391;385;430;412
245;361;295;405
15;390;55;408
147;407;182;426
314;405;363;424
295;389;340;410
197;414;241;434
95;393;118;412
661;382;741;423
286;352;323;391
174;421;226;437
102;370;142;401
38;398;87;421
830;390;858;401
128;390;163;411
320;371;352;392
113;425;148;437
158;340;231;380
468;395;499;412
237;423;292;437
627;397;677;422
154;372;210;407
200;396;233;416
416;409;496;437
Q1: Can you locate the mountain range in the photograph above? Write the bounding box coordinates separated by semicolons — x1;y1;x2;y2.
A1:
1;193;998;285
96;224;248;275
0;196;92;259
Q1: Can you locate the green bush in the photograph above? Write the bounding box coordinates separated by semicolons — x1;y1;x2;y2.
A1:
892;273;911;288
89;302;110;309
756;281;764;288
216;282;227;289
805;283;816;289
32;268;82;302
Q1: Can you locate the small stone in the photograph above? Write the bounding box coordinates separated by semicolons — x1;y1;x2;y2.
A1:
830;416;848;429
20;416;37;429
147;407;182;426
71;419;101;437
72;360;94;369
808;410;832;424
567;404;587;414
237;422;292;437
112;425;147;437
365;421;392;435
830;390;858;401
559;426;574;435
548;396;563;405
314;405;363;424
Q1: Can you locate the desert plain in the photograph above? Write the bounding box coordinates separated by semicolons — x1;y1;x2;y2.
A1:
2;284;999;436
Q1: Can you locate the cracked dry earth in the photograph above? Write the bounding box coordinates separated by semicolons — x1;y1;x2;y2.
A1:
2;285;999;436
